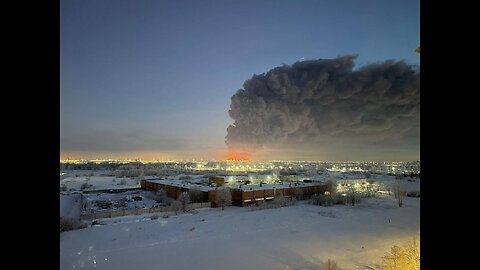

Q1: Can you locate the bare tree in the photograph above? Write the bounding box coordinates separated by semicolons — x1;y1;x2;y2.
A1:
251;191;257;206
81;198;90;213
273;192;288;207
178;192;191;212
392;179;404;207
136;174;144;185
377;236;420;270
379;245;405;270
215;188;232;210
170;200;182;215
325;180;337;194
401;237;420;270
345;185;358;206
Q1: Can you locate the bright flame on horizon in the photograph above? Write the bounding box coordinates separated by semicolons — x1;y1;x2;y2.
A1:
225;149;254;161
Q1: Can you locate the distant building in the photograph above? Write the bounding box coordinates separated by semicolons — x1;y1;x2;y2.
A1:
335;179;380;194
141;179;328;208
208;176;226;187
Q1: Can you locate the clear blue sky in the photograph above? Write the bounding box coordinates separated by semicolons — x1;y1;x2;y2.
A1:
60;0;419;161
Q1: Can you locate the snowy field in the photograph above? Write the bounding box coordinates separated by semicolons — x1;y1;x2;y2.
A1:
60;195;419;270
60;175;140;192
83;190;160;211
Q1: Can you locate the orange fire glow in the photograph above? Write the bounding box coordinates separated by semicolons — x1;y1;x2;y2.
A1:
225;149;255;161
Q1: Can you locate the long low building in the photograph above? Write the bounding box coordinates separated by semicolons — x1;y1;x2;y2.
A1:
141;179;329;207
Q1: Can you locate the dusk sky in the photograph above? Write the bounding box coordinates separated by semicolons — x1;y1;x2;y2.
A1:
60;0;420;161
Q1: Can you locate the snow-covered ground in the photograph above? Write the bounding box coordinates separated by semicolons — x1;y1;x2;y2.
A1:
60;175;140;192
60;195;419;270
83;190;160;212
62;170;112;177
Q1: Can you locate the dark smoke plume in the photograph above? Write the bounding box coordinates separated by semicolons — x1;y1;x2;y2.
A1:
225;55;419;158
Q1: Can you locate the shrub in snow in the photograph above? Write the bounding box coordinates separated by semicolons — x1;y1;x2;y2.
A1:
215;188;232;210
119;179;127;185
331;194;345;205
311;193;325;206
257;200;270;210
344;186;360;206
154;189;168;204
324;195;333;206
61;185;67;192
290;196;297;205
171;200;182;215
150;214;159;220
292;187;304;200
273;192;288;207
60;217;86;232
362;189;376;198
311;193;335;206
346;193;360;206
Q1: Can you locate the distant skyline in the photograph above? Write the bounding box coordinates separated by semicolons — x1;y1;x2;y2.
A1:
61;0;420;161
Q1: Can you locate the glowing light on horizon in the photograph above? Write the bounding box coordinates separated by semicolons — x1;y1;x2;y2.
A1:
225;149;255;161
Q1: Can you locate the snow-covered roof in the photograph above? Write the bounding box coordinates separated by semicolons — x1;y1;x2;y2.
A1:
147;179;216;192
236;181;321;191
146;179;324;192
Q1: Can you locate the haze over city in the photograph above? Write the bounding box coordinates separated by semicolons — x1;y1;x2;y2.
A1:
60;0;419;162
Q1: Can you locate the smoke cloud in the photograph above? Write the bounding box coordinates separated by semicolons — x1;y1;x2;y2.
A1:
225;55;419;160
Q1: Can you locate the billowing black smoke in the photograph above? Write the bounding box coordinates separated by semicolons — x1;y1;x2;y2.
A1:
226;55;419;158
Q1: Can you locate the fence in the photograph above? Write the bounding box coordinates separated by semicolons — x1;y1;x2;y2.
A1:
80;202;211;220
